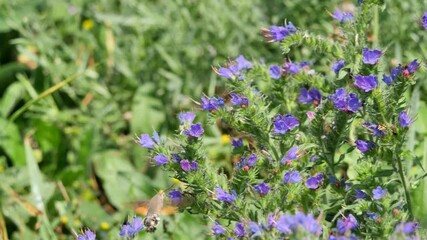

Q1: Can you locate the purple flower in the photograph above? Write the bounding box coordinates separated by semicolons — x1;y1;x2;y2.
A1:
298;88;322;105
363;122;385;137
284;171;302;184
212;224;226;235
306;173;324;189
366;211;379;220
354;75;378;92
362;48;382;64
119;216;144;238
267;214;277;229
77;229;96;240
184;123;204;138
235;55;252;70
284;62;301;74
262;22;297;42
355;140;375;153
269;65;282;79
171;153;181;162
178;112;196;124
276;215;293;234
332;10;354;22
383;74;392;85
246;154;258;167
372;186;387;200
254;182;271;195
216;187;236;203
273;114;299;134
391;64;403;80
394;222;419;235
230;93;249;107
281;146;299;164
169;190;183;205
234;222;246;238
232;138;243;148
398;110;413;127
355;189;367;199
190;161;199;170
137;133;156;149
423;12;427;30
406;59;419;74
218;67;234;79
347;93;362;112
332;60;345;74
200;96;225;112
248;222;261;237
332;88;361;113
180;160;191;172
337;214;358;235
154;154;168;165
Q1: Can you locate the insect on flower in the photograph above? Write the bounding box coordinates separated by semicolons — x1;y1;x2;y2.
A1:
131;187;185;232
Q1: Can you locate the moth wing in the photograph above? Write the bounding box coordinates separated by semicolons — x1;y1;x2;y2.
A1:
160;205;178;215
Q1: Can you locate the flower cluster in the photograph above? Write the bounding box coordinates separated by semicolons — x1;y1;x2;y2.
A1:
128;2;424;239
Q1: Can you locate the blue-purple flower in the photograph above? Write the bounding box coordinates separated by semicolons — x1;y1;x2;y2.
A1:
178;112;195;124
355;189;367;199
284;62;301;74
154;154;168;165
337;214;358;235
332;88;361;113
137;132;160;149
267;214;278;229
246;154;258;167
169;189;183;205
180;160;198;172
332;10;354;22
423;12;427;30
270;65;282;79
372;186;387;200
394;222;419;235
119;216;144;238
306;173;324;189
184;123;204;138
273;114;299;134
362;48;382;65
276;212;322;236
284;171;302;184
406;59;420;74
232;138;243;148
354;75;378;92
212;224;226;235
215;55;252;80
355;140;375;153
77;229;96;240
234;222;247;238
200;96;224;112
298;88;322;105
261;22;297;42
180;160;191;172
281;146;299;164
248;222;262;238
366;211;379;220
254;182;271;195
216;187;236;203
398;110;413;128
230;93;249;107
332;60;345;74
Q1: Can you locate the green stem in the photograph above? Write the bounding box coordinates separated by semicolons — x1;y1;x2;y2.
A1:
9;72;82;122
373;5;379;48
396;155;413;218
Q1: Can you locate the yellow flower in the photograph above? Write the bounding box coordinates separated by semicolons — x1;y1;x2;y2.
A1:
100;222;110;230
82;19;94;30
172;178;181;184
60;215;68;224
220;134;230;145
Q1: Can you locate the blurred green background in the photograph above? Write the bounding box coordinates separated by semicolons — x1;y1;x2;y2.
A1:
0;0;426;239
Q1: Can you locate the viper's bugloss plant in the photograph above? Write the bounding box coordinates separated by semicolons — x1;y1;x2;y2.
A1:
128;1;426;239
